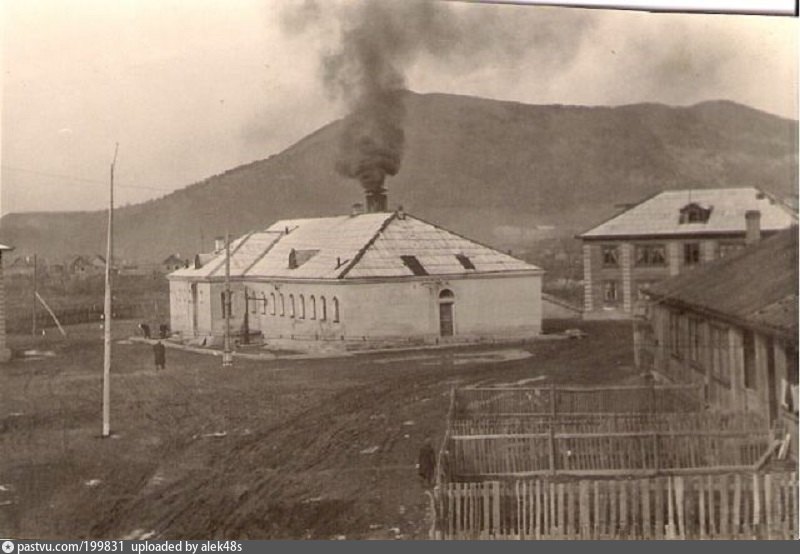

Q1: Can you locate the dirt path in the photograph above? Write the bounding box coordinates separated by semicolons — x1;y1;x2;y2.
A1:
1;320;635;539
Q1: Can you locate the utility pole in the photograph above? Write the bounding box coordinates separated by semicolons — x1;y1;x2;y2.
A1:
31;254;37;335
102;143;119;438
222;231;233;367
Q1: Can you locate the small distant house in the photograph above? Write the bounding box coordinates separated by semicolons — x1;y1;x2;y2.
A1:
636;227;798;459
579;187;797;319
162;254;187;273
0;243;13;362
6;256;37;277
168;209;544;346
70;254;106;277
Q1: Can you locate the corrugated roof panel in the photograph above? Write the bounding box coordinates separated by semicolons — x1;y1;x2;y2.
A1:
582;187;797;238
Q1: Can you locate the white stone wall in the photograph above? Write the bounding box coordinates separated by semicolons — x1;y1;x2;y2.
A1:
243;273;542;342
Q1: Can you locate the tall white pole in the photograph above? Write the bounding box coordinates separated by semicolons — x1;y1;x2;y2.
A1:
222;231;233;367
102;143;118;437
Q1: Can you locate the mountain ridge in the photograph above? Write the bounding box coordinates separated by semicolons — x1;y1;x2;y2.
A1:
1;92;796;263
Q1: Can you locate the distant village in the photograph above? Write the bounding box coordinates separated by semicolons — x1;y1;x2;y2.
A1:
3;252;189;279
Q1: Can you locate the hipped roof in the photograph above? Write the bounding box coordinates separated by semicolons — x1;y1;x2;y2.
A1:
170;211;540;281
645;228;798;339
581;187;797;239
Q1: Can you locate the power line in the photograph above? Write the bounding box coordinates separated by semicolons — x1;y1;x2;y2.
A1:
1;164;174;192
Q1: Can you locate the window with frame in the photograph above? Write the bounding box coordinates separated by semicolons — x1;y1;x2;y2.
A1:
687;317;702;365
289;294;295;318
270;293;276;316
683;243;701;266
261;293;267;315
332;297;340;323
299;295;305;319
279;293;285;317
309;295;316;320
635;244;666;266
679;203;712;224
669;311;681;358
320;296;327;321
602;280;619;304
601;245;619;267
709;325;730;385
743;330;756;389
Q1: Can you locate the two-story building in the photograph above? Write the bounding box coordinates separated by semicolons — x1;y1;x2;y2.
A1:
579;187;797;319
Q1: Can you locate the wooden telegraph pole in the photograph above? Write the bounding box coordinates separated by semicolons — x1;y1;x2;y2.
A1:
102;143;119;437
222;231;233;367
31;254;37;335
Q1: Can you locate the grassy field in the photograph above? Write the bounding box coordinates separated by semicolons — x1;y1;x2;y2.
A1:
0;319;637;540
3;274;169;333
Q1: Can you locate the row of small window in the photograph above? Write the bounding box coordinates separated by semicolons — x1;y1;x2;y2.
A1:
601;242;745;268
243;292;340;323
667;312;800;398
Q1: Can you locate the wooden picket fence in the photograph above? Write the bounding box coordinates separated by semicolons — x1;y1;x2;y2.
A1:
437;471;798;539
454;383;705;418
446;430;771;478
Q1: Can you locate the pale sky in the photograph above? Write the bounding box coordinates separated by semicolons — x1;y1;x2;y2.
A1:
1;0;797;215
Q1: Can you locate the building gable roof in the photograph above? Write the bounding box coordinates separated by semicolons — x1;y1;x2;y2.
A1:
580;187;797;239
169;211;541;281
646;228;798;338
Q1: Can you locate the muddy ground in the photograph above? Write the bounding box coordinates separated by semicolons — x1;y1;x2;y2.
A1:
1;320;635;539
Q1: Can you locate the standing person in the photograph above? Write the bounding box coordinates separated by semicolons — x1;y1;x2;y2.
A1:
417;437;437;488
153;340;166;370
139;322;151;339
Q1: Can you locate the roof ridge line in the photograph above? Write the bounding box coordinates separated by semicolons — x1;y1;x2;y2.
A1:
404;213;539;268
241;232;285;277
577;189;663;238
208;230;258;277
337;212;397;279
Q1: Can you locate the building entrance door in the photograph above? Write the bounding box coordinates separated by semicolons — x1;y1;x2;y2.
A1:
438;289;454;337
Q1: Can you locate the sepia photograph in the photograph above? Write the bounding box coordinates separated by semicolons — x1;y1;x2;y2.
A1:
1;0;798;543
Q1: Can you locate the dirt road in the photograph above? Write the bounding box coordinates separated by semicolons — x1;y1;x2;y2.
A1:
1;320;635;539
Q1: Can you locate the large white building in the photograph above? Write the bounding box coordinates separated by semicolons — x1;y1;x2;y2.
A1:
168;209;543;348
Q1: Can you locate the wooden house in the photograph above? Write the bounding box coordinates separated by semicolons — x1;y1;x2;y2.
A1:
636;227;798;459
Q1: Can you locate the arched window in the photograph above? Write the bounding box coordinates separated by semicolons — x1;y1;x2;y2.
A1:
332;297;340;323
310;295;316;320
438;289;455;337
279;293;285;316
289;294;295;318
299;295;305;319
320;296;327;321
270;293;276;315
261;293;267;315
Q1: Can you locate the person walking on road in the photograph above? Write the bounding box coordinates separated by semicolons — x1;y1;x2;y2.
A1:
417;437;437;488
153;340;166;370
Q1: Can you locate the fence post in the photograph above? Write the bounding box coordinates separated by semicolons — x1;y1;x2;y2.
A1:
549;384;557;476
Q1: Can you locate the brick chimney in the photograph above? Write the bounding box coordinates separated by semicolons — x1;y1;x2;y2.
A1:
745;210;761;245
